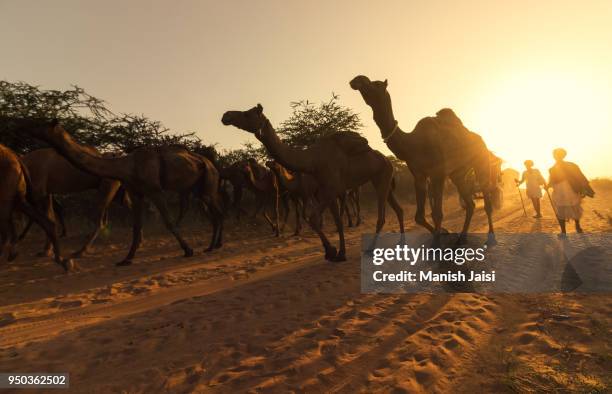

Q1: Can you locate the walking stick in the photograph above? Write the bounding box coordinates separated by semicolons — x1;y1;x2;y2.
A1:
545;187;559;219
515;182;527;216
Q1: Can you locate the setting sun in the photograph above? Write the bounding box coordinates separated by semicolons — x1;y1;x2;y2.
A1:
470;70;611;177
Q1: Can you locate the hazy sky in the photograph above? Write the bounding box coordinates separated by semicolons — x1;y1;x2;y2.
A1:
2;0;611;176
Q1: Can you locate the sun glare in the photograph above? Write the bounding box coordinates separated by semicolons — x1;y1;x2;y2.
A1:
473;71;610;177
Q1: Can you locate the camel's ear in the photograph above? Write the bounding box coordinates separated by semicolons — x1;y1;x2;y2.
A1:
256;103;263;113
50;118;59;127
383;79;388;88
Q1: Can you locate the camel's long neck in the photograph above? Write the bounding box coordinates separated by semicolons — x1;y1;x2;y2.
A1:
370;100;410;155
370;101;402;140
47;129;131;181
258;120;314;173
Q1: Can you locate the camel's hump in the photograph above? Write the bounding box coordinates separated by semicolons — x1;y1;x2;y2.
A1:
321;131;372;156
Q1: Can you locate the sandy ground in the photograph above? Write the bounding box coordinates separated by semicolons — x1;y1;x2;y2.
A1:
0;188;610;393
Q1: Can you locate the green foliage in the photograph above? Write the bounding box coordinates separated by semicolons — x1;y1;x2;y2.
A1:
277;94;363;149
0;81;215;158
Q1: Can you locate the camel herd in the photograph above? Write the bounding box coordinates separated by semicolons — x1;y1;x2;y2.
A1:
0;75;499;271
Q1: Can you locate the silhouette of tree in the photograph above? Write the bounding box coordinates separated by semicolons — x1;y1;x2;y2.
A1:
0;81;215;156
278;94;363;149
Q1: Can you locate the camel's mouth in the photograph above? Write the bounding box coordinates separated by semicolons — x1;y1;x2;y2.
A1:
221;112;235;126
349;75;370;90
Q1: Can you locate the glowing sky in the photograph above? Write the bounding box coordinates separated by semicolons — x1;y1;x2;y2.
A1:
2;0;611;176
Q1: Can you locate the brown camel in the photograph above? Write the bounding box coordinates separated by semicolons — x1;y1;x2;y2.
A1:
350;75;497;245
20;148;130;257
218;161;250;220
0;144;72;270
222;104;405;261
23;120;224;266
242;159;281;236
266;160;319;236
267;160;360;234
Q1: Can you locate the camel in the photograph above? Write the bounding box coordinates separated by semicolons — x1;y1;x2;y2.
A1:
19;148;131;257
242;159;281;236
267;160;361;234
266;160;319;236
222;104;405;261
0;144;72;270
350;75;497;245
218;161;251;220
22;120;224;266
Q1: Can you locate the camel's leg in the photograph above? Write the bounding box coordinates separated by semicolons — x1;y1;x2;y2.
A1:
328;198;346;262
17;198;71;271
52;197;68;238
414;175;435;233
39;195;56;257
202;195;224;251
351;189;362;226
293;197;301;236
273;188;280;237
452;175;475;245
257;194;277;235
280;194;290;232
306;195;336;261
148;192;194;258
117;194;144;266
483;191;496;245
429;176;446;246
175;192;190;227
73;182;120;258
17;216;34;241
340;193;353;228
387;190;405;234
232;185;246;221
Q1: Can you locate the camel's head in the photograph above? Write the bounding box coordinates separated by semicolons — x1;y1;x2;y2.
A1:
349;75;390;108
8;118;69;146
222;104;266;138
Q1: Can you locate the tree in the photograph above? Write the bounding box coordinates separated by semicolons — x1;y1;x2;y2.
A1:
0;80;214;156
277;93;363;149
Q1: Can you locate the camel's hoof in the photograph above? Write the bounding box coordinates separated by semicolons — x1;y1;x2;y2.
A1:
204;247;213;253
325;247;338;261
71;250;85;259
184;248;194;258
116;260;132;266
332;252;346;262
61;259;75;272
456;234;468;245
215;243;223;249
7;252;18;262
36;250;52;258
485;233;497;247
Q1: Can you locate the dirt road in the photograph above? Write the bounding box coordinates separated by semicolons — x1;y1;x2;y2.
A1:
0;191;610;393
